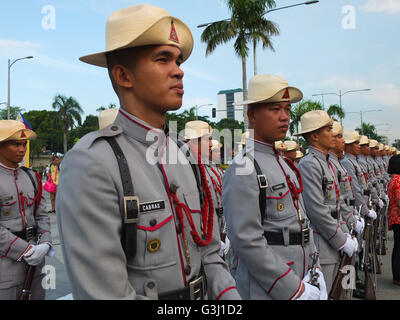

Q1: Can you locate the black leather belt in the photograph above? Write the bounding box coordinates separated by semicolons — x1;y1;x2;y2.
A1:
344;199;355;206
363;190;371;196
158;274;206;300
13;227;37;241
264;228;310;246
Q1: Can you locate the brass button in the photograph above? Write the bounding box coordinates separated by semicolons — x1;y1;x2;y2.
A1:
147;239;161;253
111;126;118;131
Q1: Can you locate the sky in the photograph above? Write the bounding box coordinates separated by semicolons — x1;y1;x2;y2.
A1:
1;0;399;144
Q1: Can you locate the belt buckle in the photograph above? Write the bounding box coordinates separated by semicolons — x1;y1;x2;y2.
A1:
189;275;204;300
301;227;310;247
25;227;34;242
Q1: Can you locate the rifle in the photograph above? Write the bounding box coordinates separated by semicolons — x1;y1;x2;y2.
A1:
308;252;320;288
362;216;376;300
19;265;36;300
371;209;382;275
329;225;355;300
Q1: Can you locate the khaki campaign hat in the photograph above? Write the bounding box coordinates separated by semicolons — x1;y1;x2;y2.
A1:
275;140;287;151
80;4;194;68
98;108;119;130
359;135;370;146
369;139;379;148
378;143;384;151
183;120;212;140
283;140;298;151
332;121;343;136
384;145;390;151
343;130;360;144
295;110;333;136
296;150;304;159
0;120;37;143
233;74;303;106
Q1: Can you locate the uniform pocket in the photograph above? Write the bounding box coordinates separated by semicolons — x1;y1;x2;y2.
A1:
265;183;295;221
0;194;18;221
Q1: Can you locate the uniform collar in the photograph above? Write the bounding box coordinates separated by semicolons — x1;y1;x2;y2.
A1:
0;161;18;176
115;109;169;146
309;146;329;162
344;153;357;161
246;138;277;156
328;151;338;162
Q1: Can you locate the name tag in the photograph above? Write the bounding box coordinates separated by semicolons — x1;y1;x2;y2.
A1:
140;200;165;213
0;195;14;205
271;183;285;191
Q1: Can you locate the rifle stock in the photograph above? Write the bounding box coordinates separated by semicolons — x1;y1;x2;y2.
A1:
19;265;36;300
329;252;353;300
363;217;376;300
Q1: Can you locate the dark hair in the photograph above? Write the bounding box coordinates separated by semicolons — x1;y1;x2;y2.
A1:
388;155;400;175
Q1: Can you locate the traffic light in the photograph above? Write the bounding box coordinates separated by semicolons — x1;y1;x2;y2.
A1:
212;108;216;118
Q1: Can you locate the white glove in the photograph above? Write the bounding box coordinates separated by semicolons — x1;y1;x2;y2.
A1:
315;269;328;300
378;199;384;209
23;244;50;266
223;237;230;256
295;281;320;300
219;240;229;257
354;217;365;235
341;237;358;257
367;209;377;220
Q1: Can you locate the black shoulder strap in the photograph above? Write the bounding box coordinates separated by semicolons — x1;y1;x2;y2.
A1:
312;155;328;192
21;167;38;194
244;153;267;225
104;136;139;261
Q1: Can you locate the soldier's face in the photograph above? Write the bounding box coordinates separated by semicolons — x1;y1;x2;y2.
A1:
127;45;185;113
371;147;379;156
285;149;297;161
333;134;345;153
0;140;27;168
313;125;335;151
360;144;370;155
248;101;291;143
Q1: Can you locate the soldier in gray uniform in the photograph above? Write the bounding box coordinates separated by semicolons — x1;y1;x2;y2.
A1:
56;5;240;300
296;110;358;293
328;123;361;234
223;75;327;300
0;120;53;300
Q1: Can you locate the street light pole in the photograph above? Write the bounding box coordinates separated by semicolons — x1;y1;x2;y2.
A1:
312;88;371;125
7;56;33;120
195;103;213;120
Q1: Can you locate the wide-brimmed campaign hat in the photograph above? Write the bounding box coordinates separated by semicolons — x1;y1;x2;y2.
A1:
369;139;379;148
183;120;212;140
283;140;298;151
275;140;287;151
378;143;384;151
296;150;304;159
295;110;333;136
234;74;303;106
99;108;119;130
80;4;194;68
0;120;37;142
332;121;343;136
343;130;360;144
359;135;370;146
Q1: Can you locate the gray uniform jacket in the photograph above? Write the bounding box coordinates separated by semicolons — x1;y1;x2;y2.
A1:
222;139;317;300
341;154;370;217
56;110;240;300
298;147;347;265
358;155;379;205
367;156;385;197
0;164;51;290
329;153;356;230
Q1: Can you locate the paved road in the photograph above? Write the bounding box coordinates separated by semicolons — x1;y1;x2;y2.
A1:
42;189;400;300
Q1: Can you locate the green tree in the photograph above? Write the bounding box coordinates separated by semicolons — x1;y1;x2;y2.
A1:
289;99;324;137
200;0;279;129
326;104;345;122
96;103;117;112
0;106;25;120
355;122;384;142
52;94;84;154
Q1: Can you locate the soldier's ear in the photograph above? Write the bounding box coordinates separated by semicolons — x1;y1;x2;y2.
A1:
111;64;134;89
247;107;256;126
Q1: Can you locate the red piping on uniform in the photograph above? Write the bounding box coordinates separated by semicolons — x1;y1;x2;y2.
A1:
266;189;290;199
267;268;292;294
0;237;18;258
137;215;173;231
289;280;302;300
328;224;340;241
286;261;294;266
0;200;17;207
119;109;152;131
216;286;236;300
13;176;25;229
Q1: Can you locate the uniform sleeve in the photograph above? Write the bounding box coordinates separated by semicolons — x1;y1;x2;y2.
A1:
222;161;302;300
298;160;347;250
56;146;144;300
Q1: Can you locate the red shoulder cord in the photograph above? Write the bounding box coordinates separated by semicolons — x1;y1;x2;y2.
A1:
206;166;222;197
20;171;43;228
328;162;341;205
170;149;215;247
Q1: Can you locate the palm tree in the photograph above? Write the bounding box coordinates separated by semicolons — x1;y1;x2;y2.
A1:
200;0;279;129
355;122;383;142
289;99;324;138
52;94;84;154
326;104;345;123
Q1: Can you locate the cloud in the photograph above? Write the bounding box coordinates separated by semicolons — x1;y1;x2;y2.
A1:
359;0;400;14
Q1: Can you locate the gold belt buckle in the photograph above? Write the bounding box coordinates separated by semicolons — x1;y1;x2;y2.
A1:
189;275;204;300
